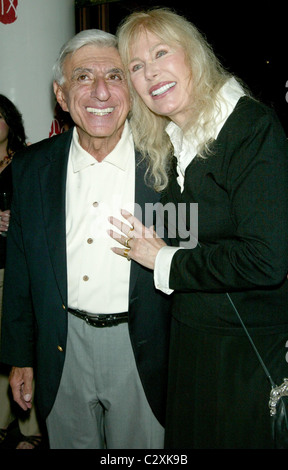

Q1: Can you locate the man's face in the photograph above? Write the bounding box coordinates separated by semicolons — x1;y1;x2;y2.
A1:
54;44;130;154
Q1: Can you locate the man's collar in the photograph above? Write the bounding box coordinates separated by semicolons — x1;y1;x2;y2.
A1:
70;120;133;172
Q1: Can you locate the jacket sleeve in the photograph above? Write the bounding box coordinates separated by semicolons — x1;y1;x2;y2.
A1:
0;156;35;367
169;107;288;292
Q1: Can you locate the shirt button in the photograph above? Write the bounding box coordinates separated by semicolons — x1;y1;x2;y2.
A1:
57;345;63;352
83;275;89;281
93;201;99;207
87;238;93;244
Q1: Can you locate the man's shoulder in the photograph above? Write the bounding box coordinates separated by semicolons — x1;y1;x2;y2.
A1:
28;127;73;155
13;128;74;168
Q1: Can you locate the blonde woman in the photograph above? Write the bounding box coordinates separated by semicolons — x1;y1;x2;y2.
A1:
109;8;288;448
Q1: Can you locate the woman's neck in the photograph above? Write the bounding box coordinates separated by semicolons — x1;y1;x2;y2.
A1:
0;140;8;159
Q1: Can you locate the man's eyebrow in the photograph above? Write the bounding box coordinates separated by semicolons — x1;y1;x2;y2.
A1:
71;67;93;79
107;67;125;76
71;67;125;77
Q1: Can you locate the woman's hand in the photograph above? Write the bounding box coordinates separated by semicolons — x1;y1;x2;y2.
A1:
108;209;167;270
0;209;10;234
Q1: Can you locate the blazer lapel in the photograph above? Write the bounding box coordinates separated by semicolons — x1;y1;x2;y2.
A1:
39;130;73;304
129;151;159;298
129;154;143;298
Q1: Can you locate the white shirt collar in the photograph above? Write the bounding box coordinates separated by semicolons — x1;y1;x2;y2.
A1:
166;77;245;191
70;120;133;173
212;76;246;139
166;77;245;156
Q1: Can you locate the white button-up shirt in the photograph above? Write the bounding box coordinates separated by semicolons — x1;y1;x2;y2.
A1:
66;121;135;314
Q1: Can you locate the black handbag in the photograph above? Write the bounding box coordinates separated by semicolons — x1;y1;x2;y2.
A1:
226;293;288;449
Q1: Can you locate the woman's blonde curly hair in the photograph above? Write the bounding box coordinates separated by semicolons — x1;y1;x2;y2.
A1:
117;8;235;191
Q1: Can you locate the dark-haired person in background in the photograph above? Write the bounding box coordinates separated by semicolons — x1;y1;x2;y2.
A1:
0;94;42;449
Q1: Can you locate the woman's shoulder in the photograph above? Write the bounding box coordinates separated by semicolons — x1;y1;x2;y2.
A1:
218;96;285;145
228;96;280;129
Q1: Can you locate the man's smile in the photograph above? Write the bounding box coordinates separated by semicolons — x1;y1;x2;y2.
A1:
86;106;115;116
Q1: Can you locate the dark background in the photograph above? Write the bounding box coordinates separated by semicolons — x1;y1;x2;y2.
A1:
75;1;288;135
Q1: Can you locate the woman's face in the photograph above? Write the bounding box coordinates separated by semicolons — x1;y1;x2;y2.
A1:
128;30;193;126
0;112;9;147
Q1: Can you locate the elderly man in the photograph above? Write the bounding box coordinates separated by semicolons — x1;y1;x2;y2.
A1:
0;29;170;449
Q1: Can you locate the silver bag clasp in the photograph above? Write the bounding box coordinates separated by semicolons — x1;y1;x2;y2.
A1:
269;378;288;416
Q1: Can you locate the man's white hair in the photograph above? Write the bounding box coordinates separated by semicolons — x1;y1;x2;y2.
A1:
53;29;118;85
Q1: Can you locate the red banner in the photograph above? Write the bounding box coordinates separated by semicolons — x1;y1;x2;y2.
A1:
0;0;18;24
49;119;62;138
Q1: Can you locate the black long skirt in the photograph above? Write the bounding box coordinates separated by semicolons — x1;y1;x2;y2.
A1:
165;316;288;449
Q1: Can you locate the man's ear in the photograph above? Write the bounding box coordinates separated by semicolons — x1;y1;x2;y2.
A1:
53;81;69;112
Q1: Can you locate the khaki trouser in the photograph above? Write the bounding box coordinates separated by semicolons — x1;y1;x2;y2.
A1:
47;314;164;449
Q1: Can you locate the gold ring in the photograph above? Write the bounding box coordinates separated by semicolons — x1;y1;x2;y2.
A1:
123;248;131;261
128;226;134;238
124;238;132;248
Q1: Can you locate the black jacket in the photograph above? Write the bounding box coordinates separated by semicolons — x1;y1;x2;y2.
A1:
163;97;288;334
1;128;171;424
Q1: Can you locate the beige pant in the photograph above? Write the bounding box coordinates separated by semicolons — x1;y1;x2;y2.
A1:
0;268;40;435
47;314;164;449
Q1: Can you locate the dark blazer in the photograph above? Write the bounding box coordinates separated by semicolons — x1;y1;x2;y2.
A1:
0;128;171;425
162;97;288;333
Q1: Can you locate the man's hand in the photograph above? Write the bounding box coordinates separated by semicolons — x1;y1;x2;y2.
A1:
0;209;10;234
9;367;33;411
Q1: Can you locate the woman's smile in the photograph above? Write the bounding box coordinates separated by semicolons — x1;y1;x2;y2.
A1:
129;31;192;126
